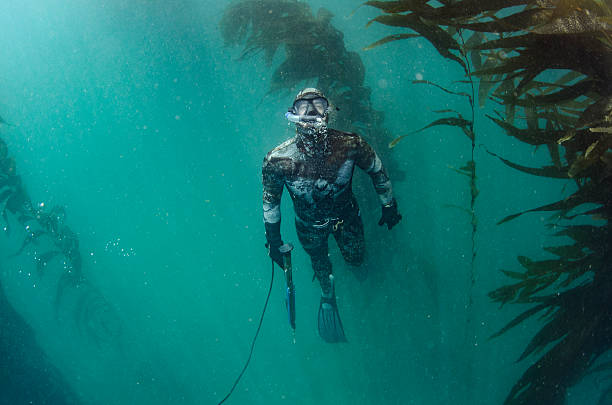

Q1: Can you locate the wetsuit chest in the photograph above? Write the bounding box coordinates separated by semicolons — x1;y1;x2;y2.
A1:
284;149;355;201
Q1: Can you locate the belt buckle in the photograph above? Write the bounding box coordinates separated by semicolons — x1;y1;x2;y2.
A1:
312;219;330;229
332;219;344;232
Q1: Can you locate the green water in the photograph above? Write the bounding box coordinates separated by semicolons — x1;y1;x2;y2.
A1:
0;1;603;404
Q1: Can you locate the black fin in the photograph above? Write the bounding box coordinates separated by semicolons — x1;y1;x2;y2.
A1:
317;296;347;343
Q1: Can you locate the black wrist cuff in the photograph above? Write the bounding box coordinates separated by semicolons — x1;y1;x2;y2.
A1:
264;222;282;246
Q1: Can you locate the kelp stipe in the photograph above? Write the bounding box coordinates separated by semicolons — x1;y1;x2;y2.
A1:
365;0;481;363
366;0;612;404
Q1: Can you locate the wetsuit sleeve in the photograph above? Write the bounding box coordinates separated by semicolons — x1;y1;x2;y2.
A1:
262;154;283;246
355;136;394;206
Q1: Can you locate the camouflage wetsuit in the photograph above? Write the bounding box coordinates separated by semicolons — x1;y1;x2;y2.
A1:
262;127;394;292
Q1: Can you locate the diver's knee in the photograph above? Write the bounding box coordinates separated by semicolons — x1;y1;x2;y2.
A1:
344;244;364;266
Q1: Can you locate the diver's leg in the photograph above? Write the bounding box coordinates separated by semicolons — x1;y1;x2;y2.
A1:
296;222;347;342
295;220;333;295
297;221;348;343
333;207;365;266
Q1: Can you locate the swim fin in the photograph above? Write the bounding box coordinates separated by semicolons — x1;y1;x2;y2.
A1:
317;276;347;343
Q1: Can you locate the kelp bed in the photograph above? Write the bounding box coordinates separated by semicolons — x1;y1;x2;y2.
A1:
1;121;123;402
1;1;610;403
364;0;612;404
220;1;612;402
0;130;121;345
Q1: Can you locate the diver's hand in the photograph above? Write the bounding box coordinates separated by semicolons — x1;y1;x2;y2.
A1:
378;198;402;230
266;242;284;268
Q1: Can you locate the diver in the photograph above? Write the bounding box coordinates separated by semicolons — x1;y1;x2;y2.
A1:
262;88;401;343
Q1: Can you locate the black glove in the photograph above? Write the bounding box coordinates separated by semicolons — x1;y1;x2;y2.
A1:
378;198;402;230
267;242;284;268
265;222;284;268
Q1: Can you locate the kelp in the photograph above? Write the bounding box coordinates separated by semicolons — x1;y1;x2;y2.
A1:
488;114;568;145
365;13;467;68
365;1;483;357
0;134;121;345
456;8;554;33
219;0;311;63
222;1;368;130
484;148;570;179
366;0;612;403
363;33;420;51
389;116;473;147
412;79;473;99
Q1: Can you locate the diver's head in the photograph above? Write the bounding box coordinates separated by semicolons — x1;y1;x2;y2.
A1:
286;88;329;133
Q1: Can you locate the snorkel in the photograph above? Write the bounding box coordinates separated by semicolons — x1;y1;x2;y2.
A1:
285;111;326;129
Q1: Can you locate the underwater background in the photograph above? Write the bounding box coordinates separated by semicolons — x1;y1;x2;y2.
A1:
0;0;609;404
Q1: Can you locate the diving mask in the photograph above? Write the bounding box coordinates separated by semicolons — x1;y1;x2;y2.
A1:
286;94;329;128
292;96;328;116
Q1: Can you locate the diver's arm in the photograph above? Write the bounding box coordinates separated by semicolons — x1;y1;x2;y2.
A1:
355;136;402;229
355;136;394;206
262;154;284;265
